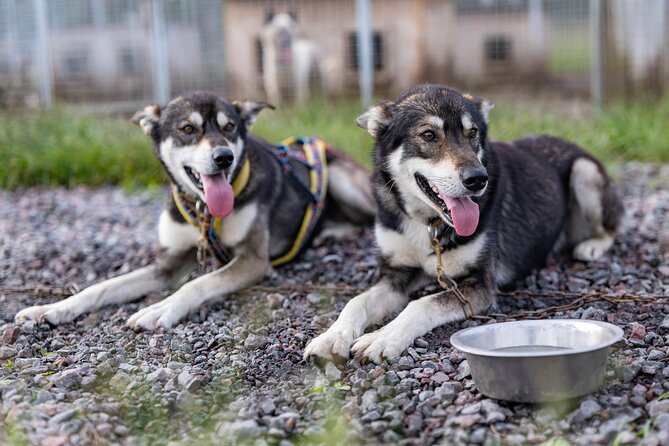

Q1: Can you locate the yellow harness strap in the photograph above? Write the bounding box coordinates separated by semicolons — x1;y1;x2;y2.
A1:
270;137;328;266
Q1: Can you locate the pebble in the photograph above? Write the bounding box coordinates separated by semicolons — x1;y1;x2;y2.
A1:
49;370;82;390
324;362;341;381
647;400;669;417
2;326;20;344
243;334;267;350
0;346;18;359
266;293;286;309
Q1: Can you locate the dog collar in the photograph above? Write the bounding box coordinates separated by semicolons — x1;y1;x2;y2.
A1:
231;158;251;196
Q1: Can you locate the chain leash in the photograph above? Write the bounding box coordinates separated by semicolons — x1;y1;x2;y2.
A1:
428;222;474;317
195;200;210;274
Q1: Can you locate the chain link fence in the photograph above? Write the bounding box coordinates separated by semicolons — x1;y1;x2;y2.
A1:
0;0;667;109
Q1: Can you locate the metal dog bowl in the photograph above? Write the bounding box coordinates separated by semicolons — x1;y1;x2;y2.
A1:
450;320;624;403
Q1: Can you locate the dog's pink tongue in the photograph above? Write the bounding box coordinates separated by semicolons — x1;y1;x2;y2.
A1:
202;172;234;218
440;194;480;237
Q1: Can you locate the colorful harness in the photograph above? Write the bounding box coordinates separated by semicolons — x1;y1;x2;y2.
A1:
172;136;329;267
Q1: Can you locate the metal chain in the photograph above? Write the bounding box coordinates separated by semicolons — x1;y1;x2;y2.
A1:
195;200;210;274
428;222;475;317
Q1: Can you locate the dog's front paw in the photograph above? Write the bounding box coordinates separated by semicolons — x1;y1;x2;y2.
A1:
351;329;407;364
15;304;73;326
303;325;357;363
573;236;614;262
127;300;184;331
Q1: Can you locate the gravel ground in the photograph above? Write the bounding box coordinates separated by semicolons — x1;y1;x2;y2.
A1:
0;163;668;446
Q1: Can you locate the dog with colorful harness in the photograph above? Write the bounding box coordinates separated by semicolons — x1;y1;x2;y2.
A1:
16;92;375;330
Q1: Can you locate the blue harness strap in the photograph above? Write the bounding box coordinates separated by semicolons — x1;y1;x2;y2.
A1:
264;136;329;265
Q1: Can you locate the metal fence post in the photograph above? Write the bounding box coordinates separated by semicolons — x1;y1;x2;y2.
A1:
151;0;170;104
355;0;373;107
590;0;603;111
528;0;545;58
34;0;53;108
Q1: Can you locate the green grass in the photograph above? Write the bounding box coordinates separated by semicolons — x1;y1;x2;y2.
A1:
0;108;163;189
0;96;668;189
491;99;669;164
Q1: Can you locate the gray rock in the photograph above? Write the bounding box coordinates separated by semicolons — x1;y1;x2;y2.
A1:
435;382;462;404
170;339;193;353
81;374;97;389
456;360;470;379
259;398;276;415
118;363;138;373
0;346;17;359
406;413;423;433
461;401;482;415
431;371;449;383
147;367;170;383
361;410;381;422
369;420;388;434
578;399;602;420
35;390;54;403
49;408;78;425
177;370;203;391
306;293;325;305
470;427;487;444
620;361;643;383
266;293;286;309
49;369;82;390
647;399;669;417
108;371;131;392
243;334;267;350
324;362;341;381
360;389;379;411
217;419;266;440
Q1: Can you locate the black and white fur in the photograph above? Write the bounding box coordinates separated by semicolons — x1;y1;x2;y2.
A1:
304;84;621;364
15;92;375;330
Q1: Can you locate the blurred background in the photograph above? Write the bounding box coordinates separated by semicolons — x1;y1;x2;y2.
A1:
0;0;668;189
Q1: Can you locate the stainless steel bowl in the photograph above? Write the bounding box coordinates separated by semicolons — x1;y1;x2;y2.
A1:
450;319;624;403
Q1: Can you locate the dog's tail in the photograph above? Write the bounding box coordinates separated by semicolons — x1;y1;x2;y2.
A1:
325;146;376;223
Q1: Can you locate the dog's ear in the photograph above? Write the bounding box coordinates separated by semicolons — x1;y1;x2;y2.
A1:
463;93;494;124
132;105;161;136
356;100;394;139
265;10;275;24
233;100;275;130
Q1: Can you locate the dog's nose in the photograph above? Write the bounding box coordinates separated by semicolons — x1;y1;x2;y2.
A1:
212;147;234;169
462;167;488;192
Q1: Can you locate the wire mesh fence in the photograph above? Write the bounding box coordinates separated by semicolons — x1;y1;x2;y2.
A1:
0;0;667;109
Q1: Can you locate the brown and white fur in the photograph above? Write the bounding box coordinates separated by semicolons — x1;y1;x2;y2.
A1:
304;84;621;364
15;92;374;331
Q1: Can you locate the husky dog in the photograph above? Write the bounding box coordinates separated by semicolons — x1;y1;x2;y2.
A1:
261;12;321;104
15;92;374;330
304;84;621;364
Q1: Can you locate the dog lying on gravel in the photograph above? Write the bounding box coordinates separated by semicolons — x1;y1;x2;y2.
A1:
15;92;374;330
304;84;621;364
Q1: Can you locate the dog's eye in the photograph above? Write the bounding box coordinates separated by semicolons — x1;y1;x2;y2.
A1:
222;122;235;132
182;125;195;134
421;130;436;142
465;127;478;139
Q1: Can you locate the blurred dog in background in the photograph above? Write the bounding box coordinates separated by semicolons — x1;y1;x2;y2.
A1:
260;12;322;104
